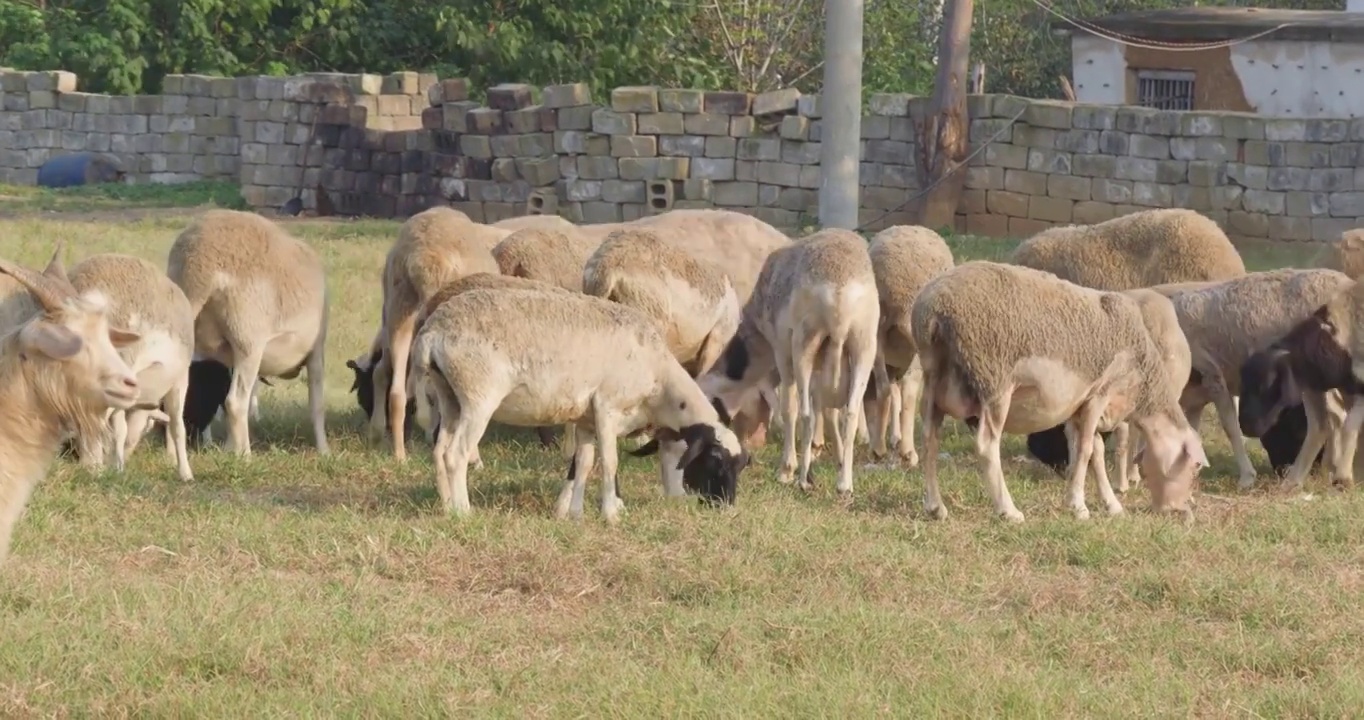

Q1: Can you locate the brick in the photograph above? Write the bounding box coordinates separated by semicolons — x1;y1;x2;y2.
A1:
1026;149;1072;175
1313;217;1357;242
1047;174;1091;201
753;88;800;115
1092;178;1134;204
1029;196;1073;222
654;157;690;179
1003;169;1048;195
737;137;781;161
506;106;542;134
781;116;810;140
1013;126;1057;148
610;135;657;158
1071;106;1116;130
1114;156;1158;183
562;179;603;201
491;158;519;182
543;83;590;109
582;202;622;223
965;166;1005;190
797;94;821;118
1268;167;1309;191
1209;186;1244;211
1023;100;1072;129
1132;182;1172;207
638;112;683;135
612;86;660;113
704;91;751;115
1331;143;1363;168
960;189;987;214
706;136;737;158
603;179;647;203
1265;119;1308;141
577;156;619;179
868;93;912;116
1269;216;1314;242
660;135;706;157
1286;191;1329;217
1172;185;1209;209
460;135;493;158
1187;161;1225;187
467;108;504;134
1221;115;1265;140
1242;189;1286;215
659;89;704;113
865;140;912;165
713;181;759;206
1072;154;1116;178
1156;160;1187;184
692;157;736;181
1309;168;1353;193
781;140;820;165
682;178;713;201
684;113;730;136
1073;201;1116;224
517;158;560;186
736;161;757;181
1128;134;1170;159
985;144;1028;170
1009;217;1053;237
487;83;535;111
1098;131;1129;155
1329;192;1364;217
558;106;595;131
592;110;636;135
987;190;1029;217
730;116;758;137
757;162;800;187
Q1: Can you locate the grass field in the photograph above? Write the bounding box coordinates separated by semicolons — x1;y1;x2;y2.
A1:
2;186;1363;717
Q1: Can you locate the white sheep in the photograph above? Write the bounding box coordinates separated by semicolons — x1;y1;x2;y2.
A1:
864;225;956;466
911;261;1207;522
699;228;880;500
65;253;195;480
361;205;503;460
494;226;604;292
1009;208;1247;289
0;243;144;565
167;209;330;456
408;287;750;520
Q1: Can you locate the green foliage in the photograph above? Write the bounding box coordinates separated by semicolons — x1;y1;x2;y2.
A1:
0;0;1349;100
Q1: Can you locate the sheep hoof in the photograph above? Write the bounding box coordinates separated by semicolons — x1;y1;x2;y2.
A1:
999;508;1025;523
902;452;920;469
1236;473;1258;491
925;503;949;521
776;469;795;485
1105;502;1125;517
1070;504;1091;521
835;488;853;505
1331;474;1355;491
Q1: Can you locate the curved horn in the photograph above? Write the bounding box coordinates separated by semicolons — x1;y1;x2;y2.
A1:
0;248;74;312
39;240;78;294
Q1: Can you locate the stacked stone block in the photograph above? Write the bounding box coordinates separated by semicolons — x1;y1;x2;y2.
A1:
6;65;1364;240
0;69;241;185
960;95;1364;242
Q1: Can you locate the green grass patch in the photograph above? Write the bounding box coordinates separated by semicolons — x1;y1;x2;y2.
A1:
0;211;1361;715
0;180;247;215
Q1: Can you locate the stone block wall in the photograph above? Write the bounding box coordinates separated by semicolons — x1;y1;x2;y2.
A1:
0;69;242;183
3;66;1364;241
959;95;1364;243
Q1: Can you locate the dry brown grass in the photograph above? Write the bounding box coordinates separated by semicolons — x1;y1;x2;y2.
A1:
0;209;1361;716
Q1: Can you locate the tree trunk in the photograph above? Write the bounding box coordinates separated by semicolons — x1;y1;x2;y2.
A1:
914;0;973;230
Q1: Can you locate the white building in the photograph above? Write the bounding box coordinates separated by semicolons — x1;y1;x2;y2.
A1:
1054;6;1364;118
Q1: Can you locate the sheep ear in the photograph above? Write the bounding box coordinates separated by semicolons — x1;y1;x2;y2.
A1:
109;326;141;347
675;424;711;469
19;320;83;360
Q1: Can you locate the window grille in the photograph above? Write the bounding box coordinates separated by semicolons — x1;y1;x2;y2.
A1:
1136;69;1195;111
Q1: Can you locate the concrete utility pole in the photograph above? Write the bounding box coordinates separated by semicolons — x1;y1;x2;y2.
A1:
817;0;864;230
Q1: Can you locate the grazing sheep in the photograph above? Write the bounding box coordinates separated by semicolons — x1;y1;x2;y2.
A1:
182;357;264;448
579;227;742;496
864;225;956;466
1009;208;1247;289
0;244;143;565
64;253;195;480
364;205;502;460
493;226;603;292
1238;277;1364;490
408;288;750;520
1315;229;1364;280
1147;270;1353;490
912;261;1207;522
167;209;330;456
699;228;880;500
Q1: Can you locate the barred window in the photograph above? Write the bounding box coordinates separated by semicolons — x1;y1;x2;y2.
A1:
1136;69;1195;111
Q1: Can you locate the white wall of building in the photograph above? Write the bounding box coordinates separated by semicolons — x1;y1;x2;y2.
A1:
1070;34;1364;118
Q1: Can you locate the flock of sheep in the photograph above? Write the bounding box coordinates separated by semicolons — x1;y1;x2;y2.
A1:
2;203;1363;566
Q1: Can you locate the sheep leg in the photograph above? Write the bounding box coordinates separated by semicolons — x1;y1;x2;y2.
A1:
554;431;596;520
773;338;800;485
1283;391;1333;490
385;313;419;462
224;349;264;457
1329;396;1364;490
1089;431;1124;516
110;411;129;472
837;330;877;499
442;403;491;517
919;376;949;521
596;425;624;524
367;351;392;442
305;346;330;456
898;358;923;468
792;328;823;492
1201;376;1257;490
657;438;688;498
163;370;194;481
976;395;1024;523
1114;422;1135;494
76;424;108;471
